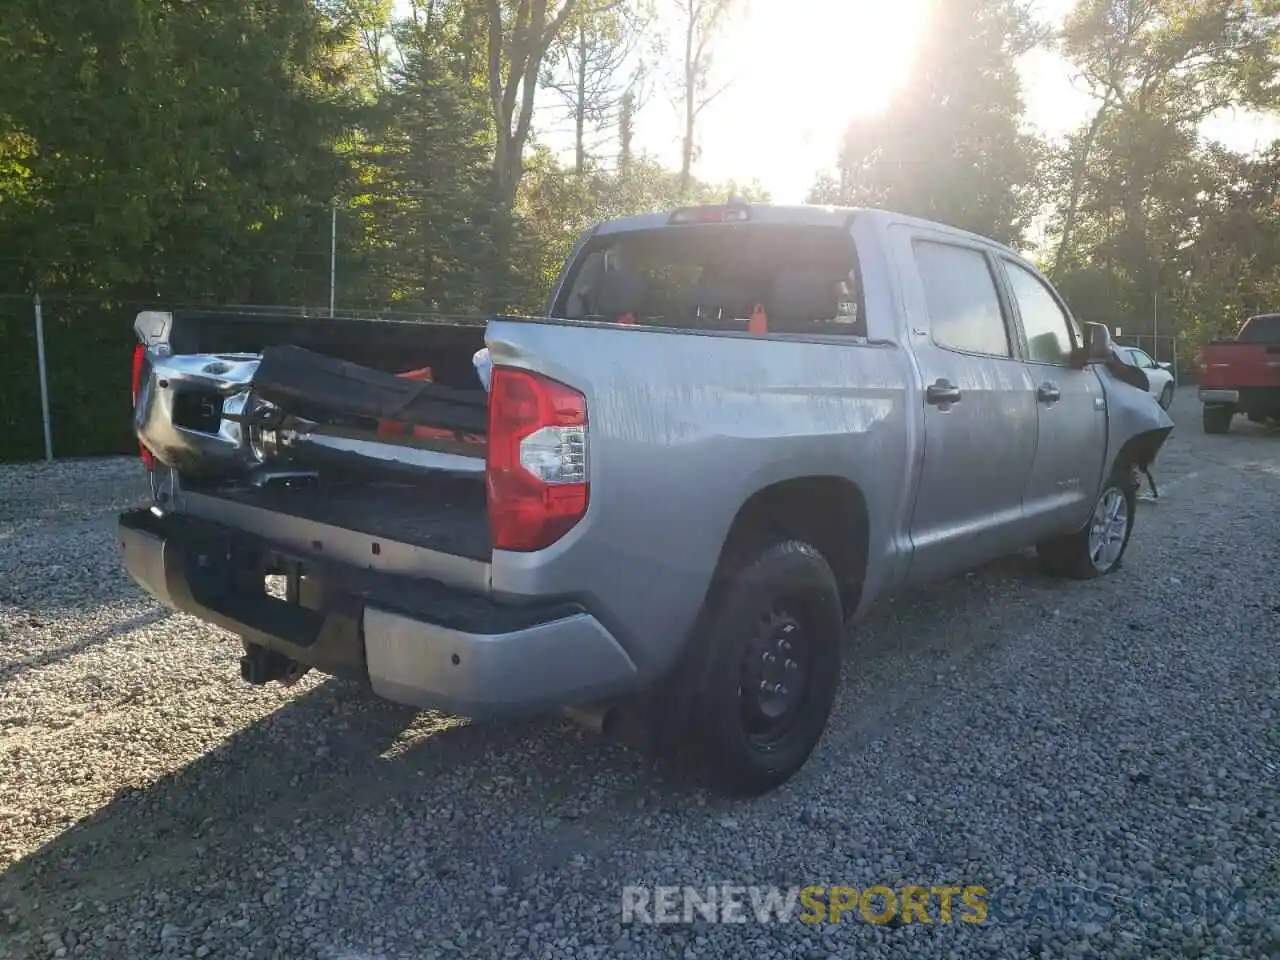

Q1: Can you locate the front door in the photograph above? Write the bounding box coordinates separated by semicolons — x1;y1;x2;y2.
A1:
900;233;1039;585
998;256;1108;538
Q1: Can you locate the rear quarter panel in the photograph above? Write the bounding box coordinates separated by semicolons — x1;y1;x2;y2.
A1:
483;316;917;681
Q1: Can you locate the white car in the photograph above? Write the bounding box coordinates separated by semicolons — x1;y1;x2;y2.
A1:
1116;346;1176;409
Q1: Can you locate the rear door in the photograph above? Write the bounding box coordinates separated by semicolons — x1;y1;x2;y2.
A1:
997;256;1108;538
897;229;1039;585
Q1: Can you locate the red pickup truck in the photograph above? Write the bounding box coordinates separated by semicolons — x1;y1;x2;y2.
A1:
1197;313;1280;433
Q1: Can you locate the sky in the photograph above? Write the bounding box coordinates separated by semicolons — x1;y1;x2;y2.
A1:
620;0;1280;203
390;0;1280;204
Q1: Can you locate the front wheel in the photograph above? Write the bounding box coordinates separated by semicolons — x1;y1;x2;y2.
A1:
1037;472;1137;580
1159;383;1174;409
694;540;844;796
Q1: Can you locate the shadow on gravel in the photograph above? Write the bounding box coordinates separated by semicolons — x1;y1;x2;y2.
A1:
0;674;673;918
0;548;1095;925
0;609;171;680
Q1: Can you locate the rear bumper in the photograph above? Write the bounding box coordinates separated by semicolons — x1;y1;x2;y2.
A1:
118;509;639;718
1199;388;1240;404
1199;386;1280;413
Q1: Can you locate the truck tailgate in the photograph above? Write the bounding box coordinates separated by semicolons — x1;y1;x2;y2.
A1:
135;311;495;579
1198;342;1280;388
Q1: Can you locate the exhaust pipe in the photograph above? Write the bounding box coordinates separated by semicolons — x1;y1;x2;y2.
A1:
561;703;621;739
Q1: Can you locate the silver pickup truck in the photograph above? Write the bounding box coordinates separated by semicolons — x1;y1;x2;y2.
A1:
119;203;1173;795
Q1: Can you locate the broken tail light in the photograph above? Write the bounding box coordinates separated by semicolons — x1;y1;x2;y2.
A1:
486;367;588;552
131;343;156;471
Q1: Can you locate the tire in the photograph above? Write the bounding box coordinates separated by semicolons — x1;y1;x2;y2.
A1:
694;539;844;796
1037;470;1137;580
1203;405;1232;434
1159;383;1173;409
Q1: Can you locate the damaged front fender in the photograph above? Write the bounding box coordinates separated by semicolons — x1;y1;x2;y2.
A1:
1098;359;1175;485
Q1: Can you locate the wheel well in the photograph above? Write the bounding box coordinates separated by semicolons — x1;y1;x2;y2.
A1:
716;476;870;615
1112;428;1169;475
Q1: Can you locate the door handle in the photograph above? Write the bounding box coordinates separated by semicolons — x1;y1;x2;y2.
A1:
1037;382;1061;404
926;379;962;406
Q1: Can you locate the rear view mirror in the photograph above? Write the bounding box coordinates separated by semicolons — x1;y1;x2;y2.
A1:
1082;322;1113;363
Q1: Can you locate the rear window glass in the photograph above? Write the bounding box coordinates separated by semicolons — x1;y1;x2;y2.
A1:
1237;315;1280;342
554;223;865;336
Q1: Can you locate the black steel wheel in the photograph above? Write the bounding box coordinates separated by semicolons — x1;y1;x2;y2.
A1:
739;602;814;748
695;540;844;796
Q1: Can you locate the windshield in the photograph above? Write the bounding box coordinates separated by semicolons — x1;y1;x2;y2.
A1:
554;222;865;336
1237;314;1280;342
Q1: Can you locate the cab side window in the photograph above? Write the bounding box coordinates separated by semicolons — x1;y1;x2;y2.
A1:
1004;260;1076;365
912;240;1011;357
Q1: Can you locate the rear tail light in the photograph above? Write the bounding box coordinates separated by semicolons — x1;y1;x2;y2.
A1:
131;343;156;471
131;344;146;405
486;366;588;552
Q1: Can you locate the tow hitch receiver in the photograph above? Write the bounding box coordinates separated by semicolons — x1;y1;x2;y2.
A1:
239;558;314;686
240;642;309;686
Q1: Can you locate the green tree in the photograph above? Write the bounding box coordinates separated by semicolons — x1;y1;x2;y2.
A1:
817;0;1046;246
542;0;652;175
1049;0;1279;276
355;39;516;313
670;0;737;197
1044;0;1280;361
484;0;584;206
513;147;770;302
0;0;360;304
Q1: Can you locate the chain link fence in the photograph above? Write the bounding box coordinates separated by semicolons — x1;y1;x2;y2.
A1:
1;294;149;463
0;292;555;464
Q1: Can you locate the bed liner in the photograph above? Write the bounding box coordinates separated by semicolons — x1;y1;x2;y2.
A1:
203;475;492;561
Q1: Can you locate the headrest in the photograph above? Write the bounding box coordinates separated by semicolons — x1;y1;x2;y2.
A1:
686;278;731;314
595;267;647;319
686;273;758;328
770;268;839;324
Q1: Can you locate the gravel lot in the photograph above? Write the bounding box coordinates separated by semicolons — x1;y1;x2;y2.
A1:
1;392;1277;960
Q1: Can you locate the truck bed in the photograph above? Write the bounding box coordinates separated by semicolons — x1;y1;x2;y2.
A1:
202;477;492;561
168;309;489;390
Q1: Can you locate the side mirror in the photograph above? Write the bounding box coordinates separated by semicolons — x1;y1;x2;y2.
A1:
1082;321;1113;363
1157;361;1172;370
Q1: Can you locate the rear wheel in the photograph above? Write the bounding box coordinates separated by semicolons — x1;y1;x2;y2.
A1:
1203;405;1232;434
1037;470;1137;580
694;539;844;796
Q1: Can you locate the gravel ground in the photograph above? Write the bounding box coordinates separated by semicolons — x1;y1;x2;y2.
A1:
1;392;1277;960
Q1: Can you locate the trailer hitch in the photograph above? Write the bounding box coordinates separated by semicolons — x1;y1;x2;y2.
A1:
240;642;310;686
